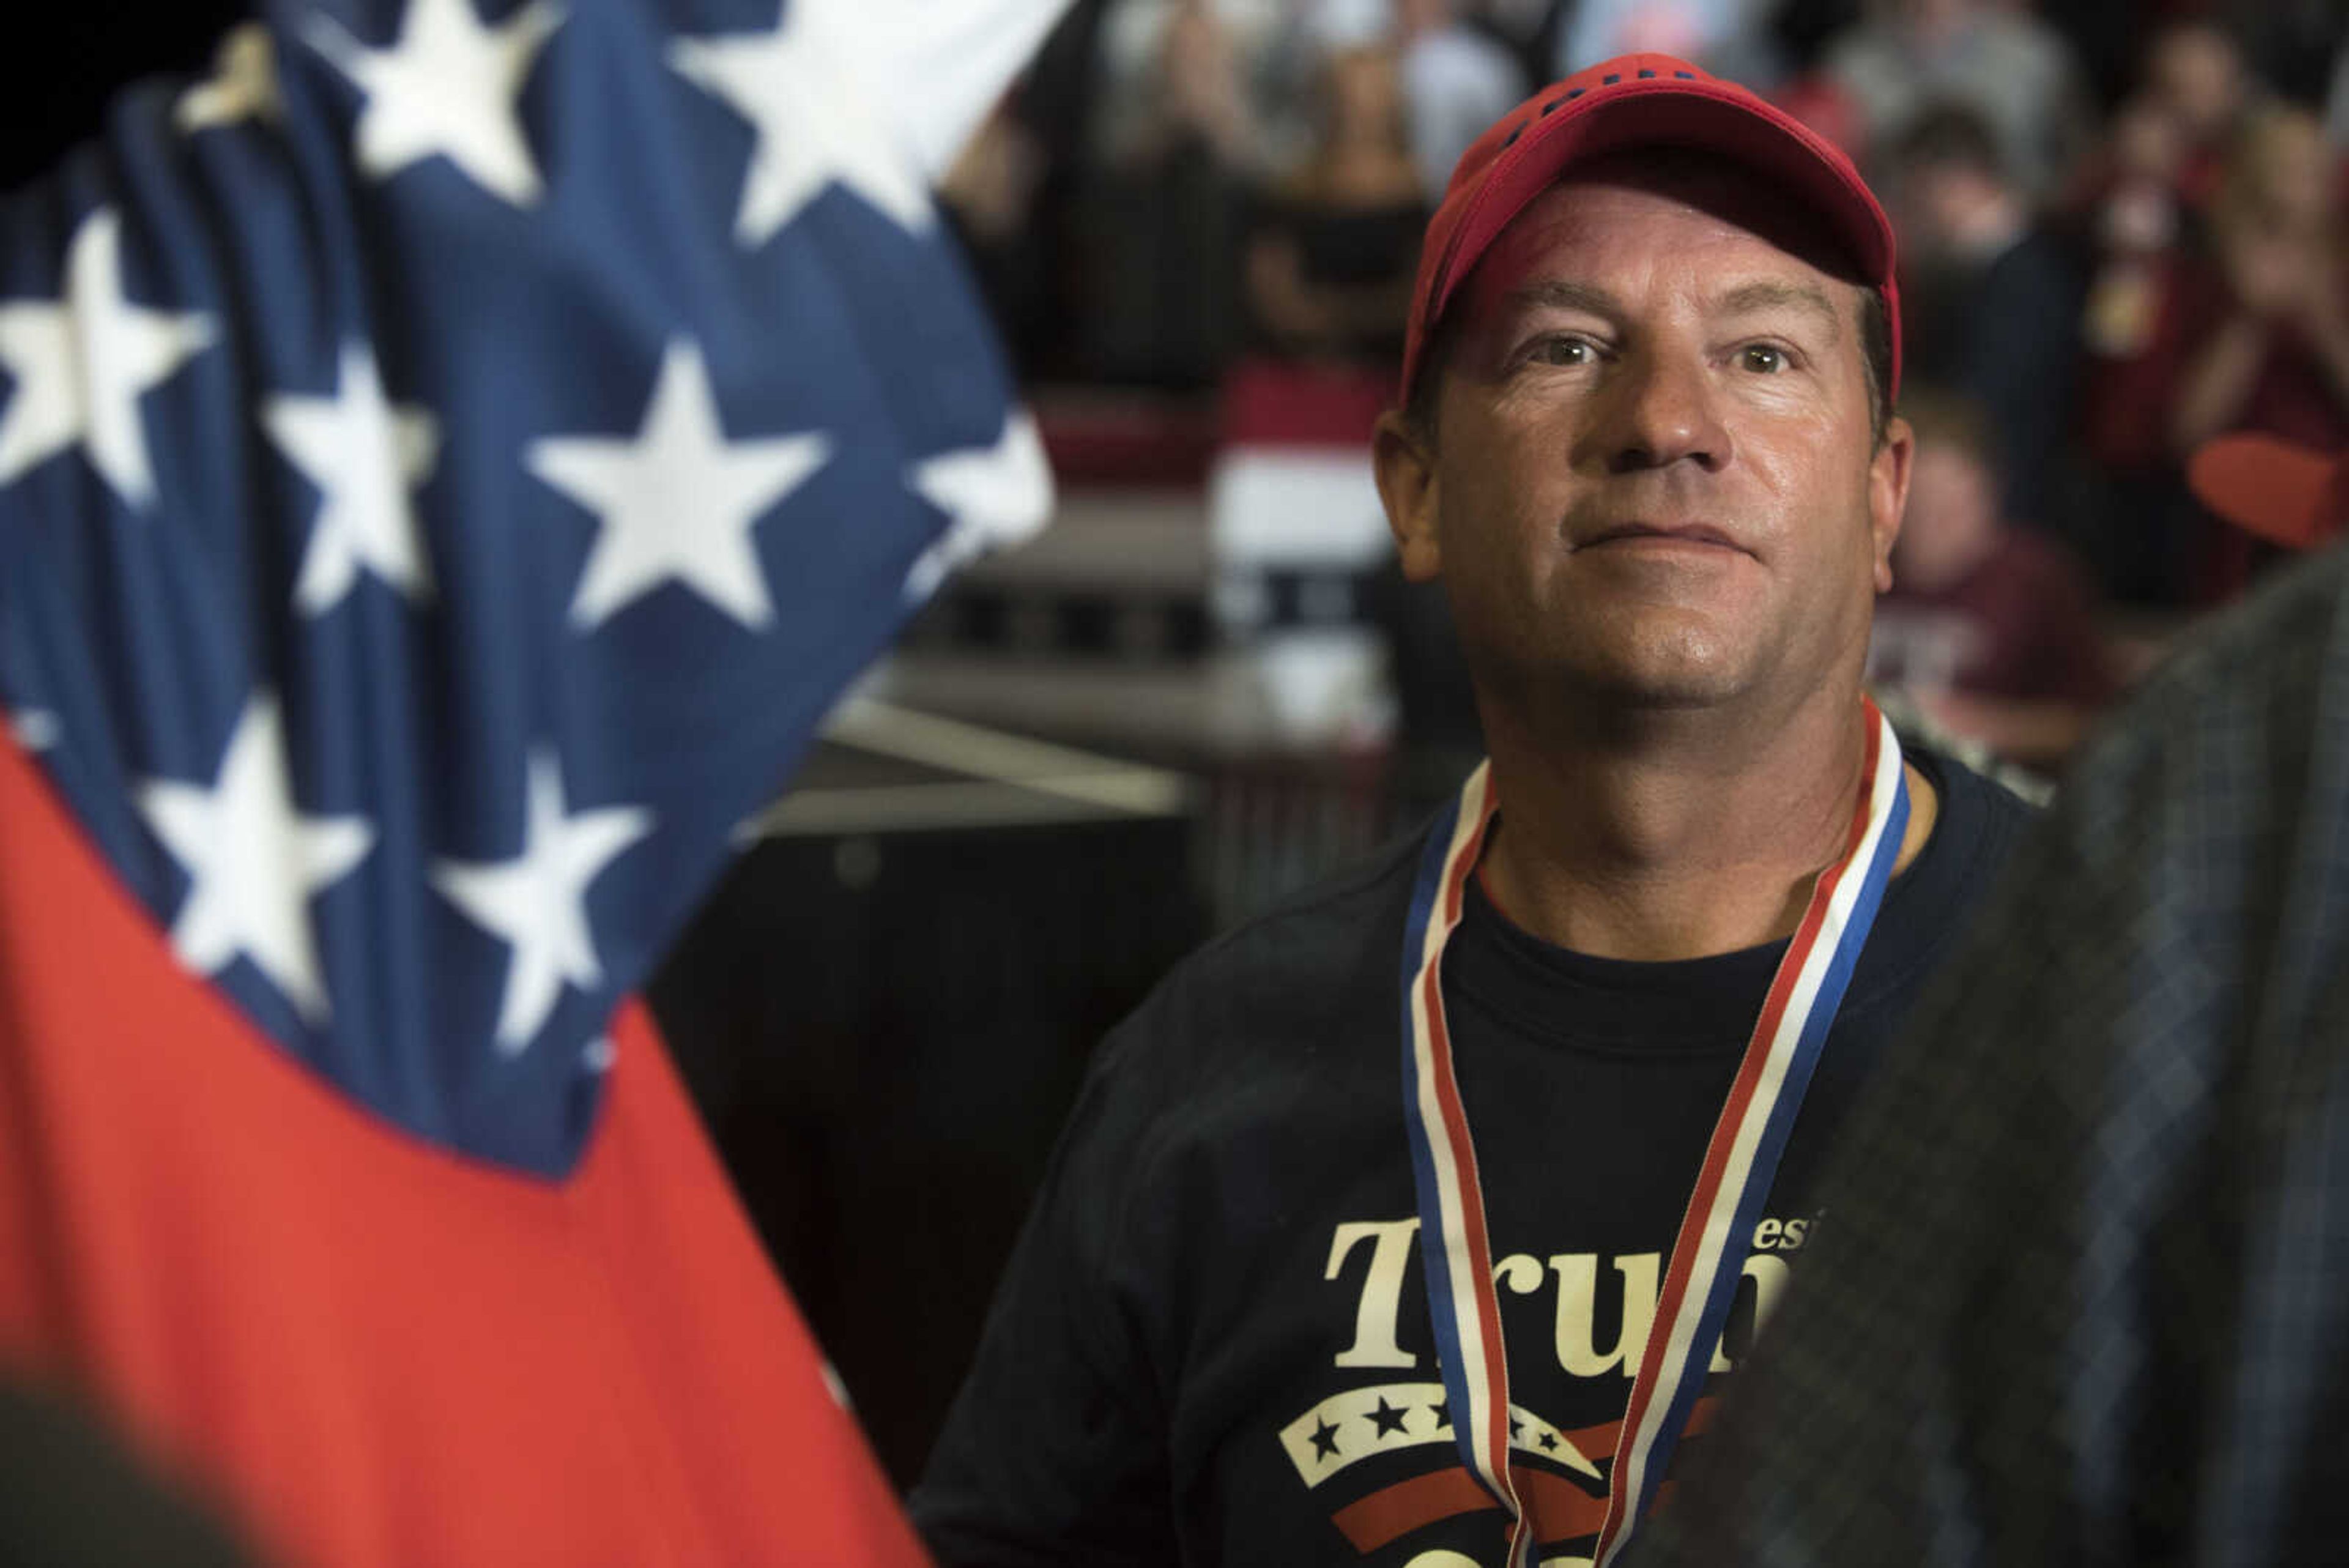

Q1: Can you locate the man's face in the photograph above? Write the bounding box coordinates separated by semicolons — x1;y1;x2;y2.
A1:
1376;160;1910;722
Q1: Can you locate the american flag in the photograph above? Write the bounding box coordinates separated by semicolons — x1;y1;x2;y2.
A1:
0;0;1058;1561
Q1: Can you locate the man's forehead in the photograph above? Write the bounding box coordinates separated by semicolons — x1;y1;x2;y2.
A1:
1466;155;1871;310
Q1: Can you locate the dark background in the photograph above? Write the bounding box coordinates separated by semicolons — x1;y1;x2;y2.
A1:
1;1;246;191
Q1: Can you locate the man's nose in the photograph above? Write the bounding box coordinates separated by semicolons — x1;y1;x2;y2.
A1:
1593;345;1729;475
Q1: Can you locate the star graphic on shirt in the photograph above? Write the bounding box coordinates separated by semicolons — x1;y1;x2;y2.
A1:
305;0;565;206
526;338;829;630
1508;1417;1523;1441
137;696;376;1022
433;748;650;1052
1539;1431;1560;1452
669;10;929;245
0;208;217;508
177;23;282;130
1367;1395;1411;1439
1308;1418;1341;1461
1428;1395;1450;1429
904;409;1051;602
263;340;440;615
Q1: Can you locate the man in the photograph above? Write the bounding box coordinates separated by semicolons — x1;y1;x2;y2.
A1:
1625;437;2349;1567
915;55;2033;1567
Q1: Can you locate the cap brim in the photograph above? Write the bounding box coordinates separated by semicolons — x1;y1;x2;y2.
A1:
2188;434;2344;551
1429;85;1894;340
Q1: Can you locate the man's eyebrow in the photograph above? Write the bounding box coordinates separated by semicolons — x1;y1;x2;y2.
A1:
1714;280;1843;340
1502;280;1625;319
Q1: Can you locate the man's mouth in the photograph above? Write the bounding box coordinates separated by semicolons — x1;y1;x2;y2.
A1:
1575;521;1750;553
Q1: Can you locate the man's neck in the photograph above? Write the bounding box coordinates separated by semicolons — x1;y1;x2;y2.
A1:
1476;694;1936;962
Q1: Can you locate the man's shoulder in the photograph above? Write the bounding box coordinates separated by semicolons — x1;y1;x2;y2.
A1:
1143;823;1428;1020
1920;740;2040;838
1040;822;1437;1203
1080;820;1435;1090
1918;743;2039;894
1847;743;2037;1003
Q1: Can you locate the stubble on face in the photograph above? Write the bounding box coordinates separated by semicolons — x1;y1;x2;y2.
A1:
1404;157;1902;734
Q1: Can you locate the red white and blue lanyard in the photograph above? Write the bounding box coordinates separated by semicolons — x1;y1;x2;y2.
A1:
1397;701;1910;1568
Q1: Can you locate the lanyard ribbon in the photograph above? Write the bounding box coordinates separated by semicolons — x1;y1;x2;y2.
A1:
1397;702;1910;1568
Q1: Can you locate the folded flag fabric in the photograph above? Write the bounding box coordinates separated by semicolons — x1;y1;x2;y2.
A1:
0;0;1059;1561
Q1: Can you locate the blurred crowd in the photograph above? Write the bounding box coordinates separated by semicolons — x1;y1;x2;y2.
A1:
938;0;2349;774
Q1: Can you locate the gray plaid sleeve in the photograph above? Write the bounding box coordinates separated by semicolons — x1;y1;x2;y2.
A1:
1631;548;2349;1568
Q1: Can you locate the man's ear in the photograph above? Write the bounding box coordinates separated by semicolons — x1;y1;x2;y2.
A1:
1869;414;1913;593
1373;409;1442;582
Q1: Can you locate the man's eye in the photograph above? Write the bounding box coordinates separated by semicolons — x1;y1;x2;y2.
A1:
1739;344;1790;373
1531;337;1597;366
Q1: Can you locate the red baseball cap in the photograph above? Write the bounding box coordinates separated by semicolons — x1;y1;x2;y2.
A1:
2188;432;2347;551
1400;53;1901;408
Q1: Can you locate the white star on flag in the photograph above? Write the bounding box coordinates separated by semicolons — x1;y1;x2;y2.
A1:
670;10;930;245
432;749;650;1052
306;0;566;207
905;409;1053;601
264;340;441;615
10;708;61;754
0;209;216;508
137;696;376;1022
525;338;829;630
177;23;283;132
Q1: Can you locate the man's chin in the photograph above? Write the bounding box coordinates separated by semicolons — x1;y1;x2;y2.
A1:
1463;622;1768;724
1564;636;1757;712
1584;671;1751;713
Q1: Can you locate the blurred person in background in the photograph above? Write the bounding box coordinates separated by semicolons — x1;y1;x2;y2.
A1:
1246;37;1430;366
2079;101;2348;606
1093;0;1295;168
1078;0;1272;384
943;103;1057;367
2075;94;2191;375
2070;83;2202;604
2168;106;2349;472
916;54;2035;1568
937;0;1115;380
1552;0;1786;86
1870;388;2117;771
2140;17;2251;206
1821;0;2092;198
1891;102;2088;533
1398;0;1529;198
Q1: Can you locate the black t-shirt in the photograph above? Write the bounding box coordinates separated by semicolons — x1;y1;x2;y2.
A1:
915;749;2035;1567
